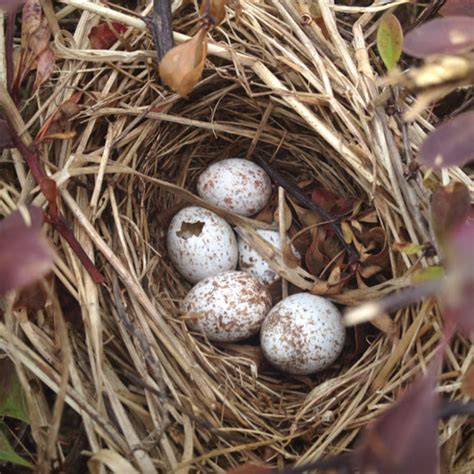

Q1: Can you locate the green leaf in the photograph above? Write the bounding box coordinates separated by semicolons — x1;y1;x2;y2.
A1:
377;14;403;71
0;425;33;468
412;266;445;283
393;242;424;255
0;359;30;424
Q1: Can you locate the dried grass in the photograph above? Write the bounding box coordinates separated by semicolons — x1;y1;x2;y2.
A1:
1;0;473;472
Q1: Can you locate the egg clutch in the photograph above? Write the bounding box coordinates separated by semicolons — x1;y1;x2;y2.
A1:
167;158;346;375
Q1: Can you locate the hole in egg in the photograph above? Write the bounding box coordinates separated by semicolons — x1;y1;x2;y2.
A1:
176;221;205;239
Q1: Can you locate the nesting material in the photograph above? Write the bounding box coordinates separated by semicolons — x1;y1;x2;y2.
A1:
0;0;471;472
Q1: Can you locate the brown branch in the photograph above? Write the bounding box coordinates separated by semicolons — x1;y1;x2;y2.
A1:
254;156;358;262
0;84;105;284
145;0;174;63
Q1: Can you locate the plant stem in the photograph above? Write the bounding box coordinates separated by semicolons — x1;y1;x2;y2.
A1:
146;0;174;63
0;84;104;284
254;156;358;261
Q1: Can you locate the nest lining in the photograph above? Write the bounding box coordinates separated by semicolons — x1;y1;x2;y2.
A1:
0;0;472;472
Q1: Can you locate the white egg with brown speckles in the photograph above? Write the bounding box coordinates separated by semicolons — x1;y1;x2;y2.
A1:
238;229;300;285
197;158;272;216
167;206;238;283
183;271;272;342
260;293;345;375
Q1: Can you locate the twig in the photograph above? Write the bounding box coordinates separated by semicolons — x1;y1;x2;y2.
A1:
409;0;446;31
344;278;444;326
254;156;358;261
145;0;174;63
269;453;354;473
0;84;105;284
438;400;474;420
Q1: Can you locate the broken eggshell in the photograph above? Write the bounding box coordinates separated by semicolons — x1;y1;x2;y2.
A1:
167;206;238;283
183;271;272;342
238;229;299;285
197;158;272;216
260;293;345;375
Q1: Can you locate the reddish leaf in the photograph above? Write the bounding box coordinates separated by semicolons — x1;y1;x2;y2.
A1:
311;188;354;215
89;22;127;49
14;278;49;311
40;177;59;219
35;92;82;143
0;206;55;295
0;119;15;149
159;27;208;96
199;0;227;25
21;0;42;48
33;47;55;91
440;0;474;17
356;373;439;474
419;111;474;168
403;17;474;58
445;213;474;333
0;0;24;11
29;15;50;55
20;0;55;91
431;182;471;244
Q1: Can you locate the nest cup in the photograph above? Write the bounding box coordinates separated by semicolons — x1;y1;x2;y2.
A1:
1;1;471;472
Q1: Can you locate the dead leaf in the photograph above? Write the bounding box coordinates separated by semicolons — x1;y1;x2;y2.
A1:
19;0;55;92
200;0;227;25
14;277;51;311
159;27;208;96
35;92;82;143
370;313;396;335
40;177;59;220
282;242;300;269
33;47;54;91
21;0;42;49
29;15;50;55
89;21;127;49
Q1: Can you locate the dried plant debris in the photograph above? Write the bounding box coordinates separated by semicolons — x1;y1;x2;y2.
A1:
0;0;472;472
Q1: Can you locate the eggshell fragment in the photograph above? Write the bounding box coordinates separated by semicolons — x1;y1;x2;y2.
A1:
238;229;298;285
260;293;345;375
167;206;238;283
197;158;272;216
183;271;272;342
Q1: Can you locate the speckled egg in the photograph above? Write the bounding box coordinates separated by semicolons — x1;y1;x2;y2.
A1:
197;158;272;216
238;230;298;285
183;271;272;342
167;206;238;283
260;293;345;375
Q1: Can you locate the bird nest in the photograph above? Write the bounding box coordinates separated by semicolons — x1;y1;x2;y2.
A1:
0;0;472;472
